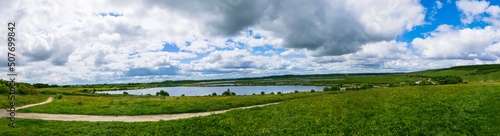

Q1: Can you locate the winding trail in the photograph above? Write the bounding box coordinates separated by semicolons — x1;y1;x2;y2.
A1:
1;97;279;122
18;97;54;110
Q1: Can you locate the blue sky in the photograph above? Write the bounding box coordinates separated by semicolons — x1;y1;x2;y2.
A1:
1;0;500;84
399;0;499;43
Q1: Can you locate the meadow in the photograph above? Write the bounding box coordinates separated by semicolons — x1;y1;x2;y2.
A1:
1;83;499;135
0;94;49;109
38;87;119;94
18;92;325;115
2;64;500;135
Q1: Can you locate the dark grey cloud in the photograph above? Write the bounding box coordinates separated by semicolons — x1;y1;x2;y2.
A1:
142;0;423;56
22;37;75;66
145;0;269;36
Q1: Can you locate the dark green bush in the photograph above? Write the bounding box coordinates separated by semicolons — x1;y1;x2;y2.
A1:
222;89;234;96
323;87;330;92
156;90;169;96
55;93;64;99
432;76;463;84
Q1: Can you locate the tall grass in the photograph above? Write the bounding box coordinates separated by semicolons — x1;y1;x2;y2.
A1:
1;84;499;135
0;94;50;109
18;92;323;115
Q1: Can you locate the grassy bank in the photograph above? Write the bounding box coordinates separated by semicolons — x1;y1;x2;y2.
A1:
1;83;499;135
18;92;325;115
0;95;50;109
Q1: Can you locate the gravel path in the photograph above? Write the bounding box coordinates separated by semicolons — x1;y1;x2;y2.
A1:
1;97;278;122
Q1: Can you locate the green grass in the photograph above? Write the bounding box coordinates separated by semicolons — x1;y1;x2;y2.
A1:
38;87;119;94
18;92;324;115
409;64;500;83
1;83;499;135
0;94;50;109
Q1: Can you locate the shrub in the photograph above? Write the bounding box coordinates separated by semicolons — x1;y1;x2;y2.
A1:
156;90;169;96
252;93;256;95
55;93;64;99
277;92;282;94
294;90;299;93
323;87;330;92
212;92;217;96
0;84;9;94
360;84;373;89
270;92;275;95
261;91;265;95
231;92;236;96
123;91;129;95
181;94;185;97
432;76;463;84
17;84;40;94
222;89;232;96
311;89;315;93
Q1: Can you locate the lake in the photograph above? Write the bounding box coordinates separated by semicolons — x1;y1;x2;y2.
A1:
98;86;325;96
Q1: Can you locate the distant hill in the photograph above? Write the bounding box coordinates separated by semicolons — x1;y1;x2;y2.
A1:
410;64;500;82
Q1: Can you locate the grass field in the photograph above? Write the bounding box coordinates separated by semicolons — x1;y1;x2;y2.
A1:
18;92;325;115
0;95;50;109
2;83;499;135
38;87;119;94
409;64;500;82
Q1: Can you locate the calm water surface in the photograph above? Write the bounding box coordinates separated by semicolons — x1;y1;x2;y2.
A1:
98;86;325;96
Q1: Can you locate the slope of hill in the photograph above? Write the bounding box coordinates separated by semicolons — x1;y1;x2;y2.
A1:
409;64;500;83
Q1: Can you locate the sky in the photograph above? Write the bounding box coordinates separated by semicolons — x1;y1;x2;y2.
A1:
1;0;500;84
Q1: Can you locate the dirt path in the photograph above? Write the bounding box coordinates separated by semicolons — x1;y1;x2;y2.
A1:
0;97;53;118
1;98;279;122
428;78;437;85
18;97;54;110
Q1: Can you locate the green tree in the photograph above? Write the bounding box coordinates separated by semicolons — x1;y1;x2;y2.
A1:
18;84;39;94
323;87;330;92
0;84;8;94
222;89;232;96
156;90;169;96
